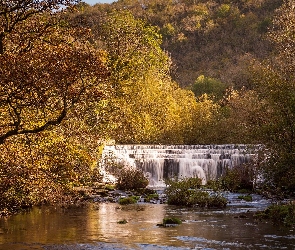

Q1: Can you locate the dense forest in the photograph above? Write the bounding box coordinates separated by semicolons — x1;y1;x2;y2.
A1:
1;0;295;215
102;0;282;88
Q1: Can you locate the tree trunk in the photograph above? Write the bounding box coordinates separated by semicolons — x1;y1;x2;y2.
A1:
0;33;4;54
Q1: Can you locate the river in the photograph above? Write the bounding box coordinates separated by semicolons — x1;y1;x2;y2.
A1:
1;194;295;250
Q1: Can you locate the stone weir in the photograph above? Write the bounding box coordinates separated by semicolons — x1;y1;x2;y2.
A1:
100;144;256;187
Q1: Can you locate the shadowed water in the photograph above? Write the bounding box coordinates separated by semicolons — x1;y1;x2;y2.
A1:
0;199;295;250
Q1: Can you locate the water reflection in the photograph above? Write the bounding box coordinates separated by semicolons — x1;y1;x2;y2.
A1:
0;203;295;249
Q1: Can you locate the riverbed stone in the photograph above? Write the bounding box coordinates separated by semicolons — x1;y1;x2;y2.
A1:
75;183;169;205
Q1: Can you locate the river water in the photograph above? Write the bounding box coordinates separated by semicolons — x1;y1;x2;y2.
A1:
1;194;295;250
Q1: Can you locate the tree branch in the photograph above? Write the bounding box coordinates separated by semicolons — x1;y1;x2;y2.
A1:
0;105;67;144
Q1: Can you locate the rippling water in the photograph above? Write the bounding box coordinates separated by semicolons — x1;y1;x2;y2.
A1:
0;198;295;250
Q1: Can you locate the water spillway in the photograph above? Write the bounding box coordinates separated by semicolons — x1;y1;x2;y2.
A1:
100;144;256;187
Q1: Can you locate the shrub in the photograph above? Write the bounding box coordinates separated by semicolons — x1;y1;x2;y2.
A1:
220;163;255;192
220;168;241;191
166;176;202;190
165;177;227;208
163;217;182;225
238;195;252;202
205;179;223;191
118;196;139;205
237;189;252;194
254;203;295;226
207;194;227;208
117;219;128;224
116;168;149;190
165;177;203;206
0;134;95;216
134;188;157;196
191;75;227;101
145;193;159;202
105;184;115;191
261;150;295;197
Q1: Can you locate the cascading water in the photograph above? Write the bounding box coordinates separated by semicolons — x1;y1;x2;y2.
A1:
100;144;256;187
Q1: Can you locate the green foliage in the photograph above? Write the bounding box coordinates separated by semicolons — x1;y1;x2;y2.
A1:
201;163;256;194
161;23;176;38
260;150;295;196
254;203;295;227
238;195;252;202
220;164;254;192
69;4;274;146
166;177;202;190
191;75;227;100
205;179;223;191
220;168;242;192
117;219;128;224
165;177;204;206
186;94;222;144
101;10;169;82
217;4;232;18
145;193;159;202
105;184;115;191
205;175;255;194
118;196;138;205
237;189;253;194
163;217;182;225
165;177;227;208
116;168;149;190
206;194;227;208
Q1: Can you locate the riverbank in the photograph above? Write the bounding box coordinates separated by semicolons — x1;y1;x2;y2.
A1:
73;184;167;204
73;183;272;212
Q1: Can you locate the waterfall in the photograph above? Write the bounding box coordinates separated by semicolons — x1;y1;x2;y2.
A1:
100;144;255;187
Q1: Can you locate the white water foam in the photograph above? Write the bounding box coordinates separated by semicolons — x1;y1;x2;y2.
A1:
100;144;256;187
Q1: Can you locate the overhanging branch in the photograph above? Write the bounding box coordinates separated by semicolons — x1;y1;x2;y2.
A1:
0;106;67;145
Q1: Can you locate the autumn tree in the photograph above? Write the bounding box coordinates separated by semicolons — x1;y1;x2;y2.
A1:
0;0;108;144
94;10;218;144
253;0;295;194
191;75;227;101
0;0;78;54
69;9;188;143
0;1;109;215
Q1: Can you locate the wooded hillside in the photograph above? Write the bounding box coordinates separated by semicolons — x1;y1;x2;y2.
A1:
89;0;283;88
